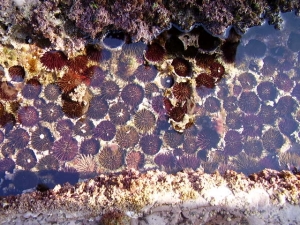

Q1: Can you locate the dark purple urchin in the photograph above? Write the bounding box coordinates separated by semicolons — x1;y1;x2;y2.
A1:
224;130;243;156
52;136;78;161
133;109;156;133
43;83;61;101
74;119;95;137
259;104;275;125
160;75;174;88
139;134;162;155
0;158;15;174
86;96;109;120
41;103;63;123
40;50;68;70
197;128;220;151
100;80;120;100
238;91;260;114
226;112;242;129
94;120;116;141
154;152;177;172
98;146;124;170
262;128;284;152
108;102;131;125
17;106;39;127
292;83;300;101
62;99;85;119
80;138;100;156
16;148;37;170
169;106;186;122
13;170;38;191
85;44;112;62
171;57;192;77
222;96;238;112
238;72;257;90
278;117;298;136
172;82;192;102
121;83;144;107
256;81;277;101
116;126;140;149
242;114;263;137
7;128;30;149
31;125;54;151
274;73;294;92
163;130;184;149
85;66;106;87
204;96;221;113
177;154;200;170
8;65;26;82
56;119;74;136
276;96;297;117
21;78;42;99
134;65;157;83
244;140;263;158
144;42;166;64
37;155;59;171
183;136;198;154
209;62;225;80
126;151;145;170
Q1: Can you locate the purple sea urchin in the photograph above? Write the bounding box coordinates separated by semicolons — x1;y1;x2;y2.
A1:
133;109;156;133
52;136;78;161
116;126;139;149
126;151;144;170
259;104;276;124
37;155;59;171
100;80;119;100
134;65;157;82
44;83;61;101
79;138;100;156
154;152;177;173
31;125;54;151
238;72;257;90
21;78;42;99
121;83;144;107
177;154;200;170
244;140;263;158
7;128;30;149
204;96;221;113
56;119;74;136
224;130;243;156
86;96;109;120
163;130;184;149
17;106;39;127
41;103;63;123
40;50;68;71
223;96;238;112
276;96;297;117
139;134;162;155
16;148;37;170
274;73;294;92
1;143;15;157
8;65;25;82
278;118;298;135
226;112;242;129
262;128;284;152
238;91;260;114
256;81;277;101
197;128;220;150
86;66;106;87
94;120;116;141
0;158;15;174
244;39;266;58
98;145;124;170
109;102;131;125
74;119;95;137
183;136;198;154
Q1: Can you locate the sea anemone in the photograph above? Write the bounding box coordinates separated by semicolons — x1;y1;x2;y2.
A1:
134;65;157;82
56;119;74;136
40;50;68;70
222;96;238;112
238;91;260;113
52;136;79;161
100;80;119;100
172;82;192;102
7;128;30;148
163;130;184;148
195;73;215;89
74;119;94;137
86;96;109;119
43;83;61;101
31;125;54;151
126;151;144;170
41;103;63;123
256;81;277;101
8;65;25;82
98;145;124;170
144;42;166;64
139;134;162;155
94;120;116;141
21;78;42;99
133;109;156;133
36;155;59;171
67;55;88;73
13;170;38;191
79;138;100;155
177;154;200;170
238;72;257;90
121;83;144;107
116;126;140;149
262;128;284;152
197;128;220;151
16;148;37;170
85;66;106;87
204;96;221;113
274;73;294;92
17;106;39;127
171;57;192;77
108;102;131;125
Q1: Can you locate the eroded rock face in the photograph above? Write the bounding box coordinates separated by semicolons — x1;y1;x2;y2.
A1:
0;168;300;224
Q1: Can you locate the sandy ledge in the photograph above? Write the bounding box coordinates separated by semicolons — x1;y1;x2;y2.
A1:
0;168;300;224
